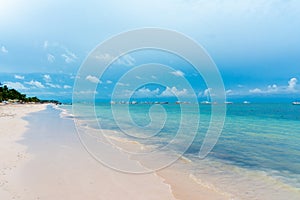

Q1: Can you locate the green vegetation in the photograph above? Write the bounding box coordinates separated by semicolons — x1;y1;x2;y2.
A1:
0;84;40;103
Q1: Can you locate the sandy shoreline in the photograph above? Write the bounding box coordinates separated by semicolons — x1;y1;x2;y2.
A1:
0;104;175;200
0;104;47;199
0;104;229;200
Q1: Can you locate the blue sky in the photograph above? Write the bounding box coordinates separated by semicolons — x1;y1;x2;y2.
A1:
0;0;300;102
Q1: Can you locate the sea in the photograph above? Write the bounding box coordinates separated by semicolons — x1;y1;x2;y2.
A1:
60;103;300;199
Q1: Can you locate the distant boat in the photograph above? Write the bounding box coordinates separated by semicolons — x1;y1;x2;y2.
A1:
292;101;300;105
225;101;233;104
201;101;211;105
243;101;250;104
176;101;190;104
154;101;168;104
160;102;169;104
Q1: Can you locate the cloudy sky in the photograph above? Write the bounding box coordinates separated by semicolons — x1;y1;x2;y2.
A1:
0;0;300;102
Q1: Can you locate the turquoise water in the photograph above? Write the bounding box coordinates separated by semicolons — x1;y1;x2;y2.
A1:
66;103;300;199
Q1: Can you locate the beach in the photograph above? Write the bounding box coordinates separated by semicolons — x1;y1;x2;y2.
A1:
0;104;47;199
2;0;300;199
0;104;229;200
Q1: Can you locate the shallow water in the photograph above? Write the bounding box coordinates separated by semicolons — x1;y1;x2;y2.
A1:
66;103;300;199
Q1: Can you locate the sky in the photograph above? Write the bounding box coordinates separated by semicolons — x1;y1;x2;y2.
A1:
0;0;300;102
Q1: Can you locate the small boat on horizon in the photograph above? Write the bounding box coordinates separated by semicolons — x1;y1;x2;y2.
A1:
292;101;300;105
200;101;211;105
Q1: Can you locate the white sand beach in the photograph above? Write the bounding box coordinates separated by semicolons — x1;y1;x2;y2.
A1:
0;104;228;200
0;104;47;199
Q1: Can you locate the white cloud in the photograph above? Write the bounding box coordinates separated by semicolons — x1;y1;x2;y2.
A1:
43;74;51;82
171;70;185;77
117;54;135;66
65;49;77;59
160;86;188;97
94;53;114;61
203;88;212;96
3;82;28;90
226;89;233;95
116;86;189;98
43;41;76;63
267;84;278;92
151;75;157;79
61;49;77;63
249;85;277;94
47;53;55;63
116;82;129;86
94;53;135;66
86;75;101;84
1;45;8;53
63;85;72;89
249;78;298;95
14;75;24;80
70;75;80;79
74;90;98;95
134;87;160;97
46;83;61;88
288;77;297;91
25;80;45;88
249;88;263;94
62;54;74;63
136;76;142;80
106;80;113;84
198;91;203;97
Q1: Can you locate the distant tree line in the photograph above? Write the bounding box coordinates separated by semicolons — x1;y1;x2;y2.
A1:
0;84;40;103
